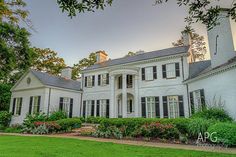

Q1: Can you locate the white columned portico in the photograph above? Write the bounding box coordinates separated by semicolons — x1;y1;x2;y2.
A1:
110;75;115;118
122;74;127;118
134;75;139;117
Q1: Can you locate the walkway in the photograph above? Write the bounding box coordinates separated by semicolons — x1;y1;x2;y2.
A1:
1;133;236;155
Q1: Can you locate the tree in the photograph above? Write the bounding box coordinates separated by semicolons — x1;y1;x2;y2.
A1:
0;83;12;111
57;0;236;30
72;52;96;80
0;22;35;84
0;0;30;26
172;27;206;62
32;48;67;76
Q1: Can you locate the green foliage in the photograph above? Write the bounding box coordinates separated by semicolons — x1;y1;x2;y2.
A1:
31;124;49;135
100;118;190;136
0;83;12;111
132;122;180;139
191;107;233;122
72;52;96;79
32;47;66;76
85;116;106;124
93;126;123;139
0;111;12;127
3;125;22;133
56;118;82;131
208;123;236;147
187;118;216;138
22;113;48;128
0;22;35;83
48;111;67;121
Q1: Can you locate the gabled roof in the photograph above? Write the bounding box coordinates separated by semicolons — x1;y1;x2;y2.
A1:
31;70;81;91
84;46;189;71
189;60;211;79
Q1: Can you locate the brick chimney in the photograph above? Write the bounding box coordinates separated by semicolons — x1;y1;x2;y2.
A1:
96;51;108;63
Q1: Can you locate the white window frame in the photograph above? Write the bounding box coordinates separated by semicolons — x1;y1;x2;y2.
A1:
168;96;179;118
61;97;70;116
86;100;93;117
127;75;133;88
98;99;107;117
146;97;156;118
127;98;134;113
193;90;202;112
32;96;40;114
145;66;154;81
87;76;93;88
166;63;176;79
101;73;108;86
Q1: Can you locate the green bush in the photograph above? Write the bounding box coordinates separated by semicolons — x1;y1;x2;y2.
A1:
0;111;12;127
133;122;180;139
4;126;22;133
48;111;67;121
208;122;236;147
56;118;82;131
85;117;107;124
187;118;216;138
93;125;123;139
22;113;48;128
191;108;232;122
100;118;190;136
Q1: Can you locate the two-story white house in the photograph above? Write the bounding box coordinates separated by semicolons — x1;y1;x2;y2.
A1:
9;10;236;124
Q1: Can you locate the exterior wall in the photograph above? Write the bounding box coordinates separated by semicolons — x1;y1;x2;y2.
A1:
82;54;190;118
46;87;81;117
10;88;47;124
188;68;236;120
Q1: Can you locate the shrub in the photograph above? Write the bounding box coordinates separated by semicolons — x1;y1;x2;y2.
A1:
85;116;106;124
100;118;190;136
208;122;236;147
0;111;12;127
56;118;82;131
4;125;22;133
93;125;123;139
34;121;61;132
31;124;49;135
48;111;67;121
23;113;48;128
187;118;216;138
132;122;179;139
192;107;232;122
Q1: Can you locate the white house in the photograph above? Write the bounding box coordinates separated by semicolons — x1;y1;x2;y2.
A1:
10;68;82;124
10;10;236;124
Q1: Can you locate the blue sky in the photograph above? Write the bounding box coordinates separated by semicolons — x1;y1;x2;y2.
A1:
24;0;234;66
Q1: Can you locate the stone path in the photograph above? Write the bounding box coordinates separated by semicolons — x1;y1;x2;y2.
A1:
1;133;236;155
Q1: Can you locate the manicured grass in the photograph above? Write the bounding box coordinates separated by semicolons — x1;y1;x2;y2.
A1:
0;135;234;157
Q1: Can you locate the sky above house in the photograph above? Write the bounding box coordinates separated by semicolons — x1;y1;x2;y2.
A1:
24;0;235;66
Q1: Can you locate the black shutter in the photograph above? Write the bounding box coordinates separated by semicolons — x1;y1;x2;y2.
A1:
59;97;63;111
106;99;109;118
200;89;206;109
190;92;194;114
37;96;41;113
12;98;16;115
153;66;157;79
83;101;86;117
178;96;185;117
162;65;167;78
85;77;87;87
175;63;180;77
96;100;100;117
163;96;168;118
69;98;73;118
141;68;145;80
106;73;109;84
91;100;95;117
19;98;23;115
98;75;101;86
155;97;160;118
92;75;95;86
29;97;33;114
141;97;146;118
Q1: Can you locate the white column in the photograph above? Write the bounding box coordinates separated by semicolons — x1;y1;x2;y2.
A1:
122;74;127;118
110;75;115;118
134;75;139;117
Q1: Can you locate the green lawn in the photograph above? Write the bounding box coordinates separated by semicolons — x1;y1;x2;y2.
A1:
0;135;234;157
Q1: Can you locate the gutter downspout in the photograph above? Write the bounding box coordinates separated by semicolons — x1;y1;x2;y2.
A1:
47;88;51;116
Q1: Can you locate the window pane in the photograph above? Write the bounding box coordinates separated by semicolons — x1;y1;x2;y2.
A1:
145;67;153;81
33;96;39;114
166;64;175;78
168;96;179;118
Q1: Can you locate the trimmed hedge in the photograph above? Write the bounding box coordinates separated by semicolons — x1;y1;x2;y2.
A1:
56;118;82;131
100;118;190;136
208;122;236;146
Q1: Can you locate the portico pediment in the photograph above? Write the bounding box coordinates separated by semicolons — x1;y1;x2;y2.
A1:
109;66;139;76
